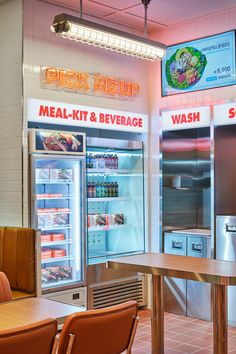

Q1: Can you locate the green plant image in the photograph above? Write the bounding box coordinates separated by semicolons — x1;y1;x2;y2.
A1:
165;47;207;90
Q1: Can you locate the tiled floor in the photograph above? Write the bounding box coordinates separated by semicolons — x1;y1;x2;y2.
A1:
132;309;236;353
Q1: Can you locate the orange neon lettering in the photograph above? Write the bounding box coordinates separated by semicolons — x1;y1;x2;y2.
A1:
65;72;77;89
131;83;141;97
76;73;90;92
43;67;141;98
119;81;132;97
106;78;117;96
45;68;60;84
93;74;107;94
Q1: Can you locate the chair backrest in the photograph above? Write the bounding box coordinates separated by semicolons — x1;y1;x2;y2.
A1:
0;318;57;354
57;300;138;354
0;227;36;295
0;271;12;303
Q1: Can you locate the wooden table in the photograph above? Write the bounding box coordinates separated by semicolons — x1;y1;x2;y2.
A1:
0;297;84;330
108;252;236;354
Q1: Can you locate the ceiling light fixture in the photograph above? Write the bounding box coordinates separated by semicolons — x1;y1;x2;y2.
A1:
50;10;166;61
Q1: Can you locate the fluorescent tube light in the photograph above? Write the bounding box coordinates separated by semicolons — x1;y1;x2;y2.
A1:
51;13;166;61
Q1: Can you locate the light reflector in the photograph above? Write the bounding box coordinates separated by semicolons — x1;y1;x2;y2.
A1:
51;13;166;61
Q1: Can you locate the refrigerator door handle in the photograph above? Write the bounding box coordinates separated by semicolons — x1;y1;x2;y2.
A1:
191;243;203;252
172;241;183;250
226;224;236;233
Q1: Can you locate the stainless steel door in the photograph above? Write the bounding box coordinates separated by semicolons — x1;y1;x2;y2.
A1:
216;215;236;326
164;233;187;316
187;237;211;320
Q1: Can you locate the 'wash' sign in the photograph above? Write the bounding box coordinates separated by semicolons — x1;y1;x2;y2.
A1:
214;102;236;126
27;98;148;133
161;106;210;131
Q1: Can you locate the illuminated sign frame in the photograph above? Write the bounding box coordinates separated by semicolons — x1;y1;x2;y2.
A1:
40;67;141;100
27;98;148;133
161;30;236;96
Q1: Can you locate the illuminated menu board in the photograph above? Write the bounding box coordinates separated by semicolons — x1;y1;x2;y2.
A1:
162;31;236;96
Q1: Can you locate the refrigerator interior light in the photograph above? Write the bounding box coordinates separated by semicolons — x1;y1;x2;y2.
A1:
50;14;166;61
74;161;81;273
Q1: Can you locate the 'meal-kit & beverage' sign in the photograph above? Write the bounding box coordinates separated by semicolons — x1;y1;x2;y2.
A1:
27;98;148;133
162;31;236;96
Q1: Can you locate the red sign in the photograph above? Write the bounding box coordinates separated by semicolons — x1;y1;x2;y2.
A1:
162;107;210;131
27;99;148;133
214;103;236;126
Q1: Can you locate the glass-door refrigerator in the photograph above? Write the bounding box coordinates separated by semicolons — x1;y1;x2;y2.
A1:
29;129;86;304
86;137;146;309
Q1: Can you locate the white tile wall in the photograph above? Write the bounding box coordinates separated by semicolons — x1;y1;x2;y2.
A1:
0;0;23;226
23;0;149;228
148;8;236;252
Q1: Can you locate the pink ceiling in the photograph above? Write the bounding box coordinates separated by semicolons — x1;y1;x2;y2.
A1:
25;0;236;33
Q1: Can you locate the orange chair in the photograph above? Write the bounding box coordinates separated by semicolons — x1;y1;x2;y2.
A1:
0;318;58;354
56;301;139;354
0;271;12;303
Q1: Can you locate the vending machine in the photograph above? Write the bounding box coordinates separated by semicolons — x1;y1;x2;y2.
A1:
29;129;87;307
86;137;146;309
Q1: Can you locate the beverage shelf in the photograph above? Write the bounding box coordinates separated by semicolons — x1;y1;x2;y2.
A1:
88;250;144;263
40;225;72;231
88;224;128;232
41;239;73;247
41;255;73;264
87;169;141;175
88;197;129;202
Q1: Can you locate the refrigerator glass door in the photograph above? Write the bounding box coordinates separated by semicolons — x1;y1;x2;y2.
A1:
31;155;85;291
86;139;145;264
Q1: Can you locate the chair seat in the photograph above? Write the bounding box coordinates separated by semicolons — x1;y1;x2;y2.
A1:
11;290;33;300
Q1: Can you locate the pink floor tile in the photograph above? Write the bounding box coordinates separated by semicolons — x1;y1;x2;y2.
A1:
132;309;236;353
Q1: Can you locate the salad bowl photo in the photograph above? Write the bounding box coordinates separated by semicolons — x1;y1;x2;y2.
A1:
165;47;207;90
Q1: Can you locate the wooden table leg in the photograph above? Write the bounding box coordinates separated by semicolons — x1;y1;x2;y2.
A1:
213;284;228;354
151;275;164;354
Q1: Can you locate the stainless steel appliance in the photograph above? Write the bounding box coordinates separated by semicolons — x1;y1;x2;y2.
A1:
161;126;212;319
86;137;146;309
161;128;211;231
216;215;236;326
29;129;87;307
164;229;211;320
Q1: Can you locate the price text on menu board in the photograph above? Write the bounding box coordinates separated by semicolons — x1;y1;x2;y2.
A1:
27;98;148;133
162;31;236;96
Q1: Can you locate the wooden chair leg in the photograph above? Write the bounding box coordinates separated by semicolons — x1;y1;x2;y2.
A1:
126;316;139;353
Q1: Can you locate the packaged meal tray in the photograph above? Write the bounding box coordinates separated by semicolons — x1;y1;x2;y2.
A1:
38;214;53;228
41;233;65;243
41;248;53;259
41;266;72;283
36;168;50;182
50;169;73;182
51;249;66;258
112;213;125;225
41;234;52;243
53;213;69;226
51;233;65;241
41;269;57;284
95;214;107;226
